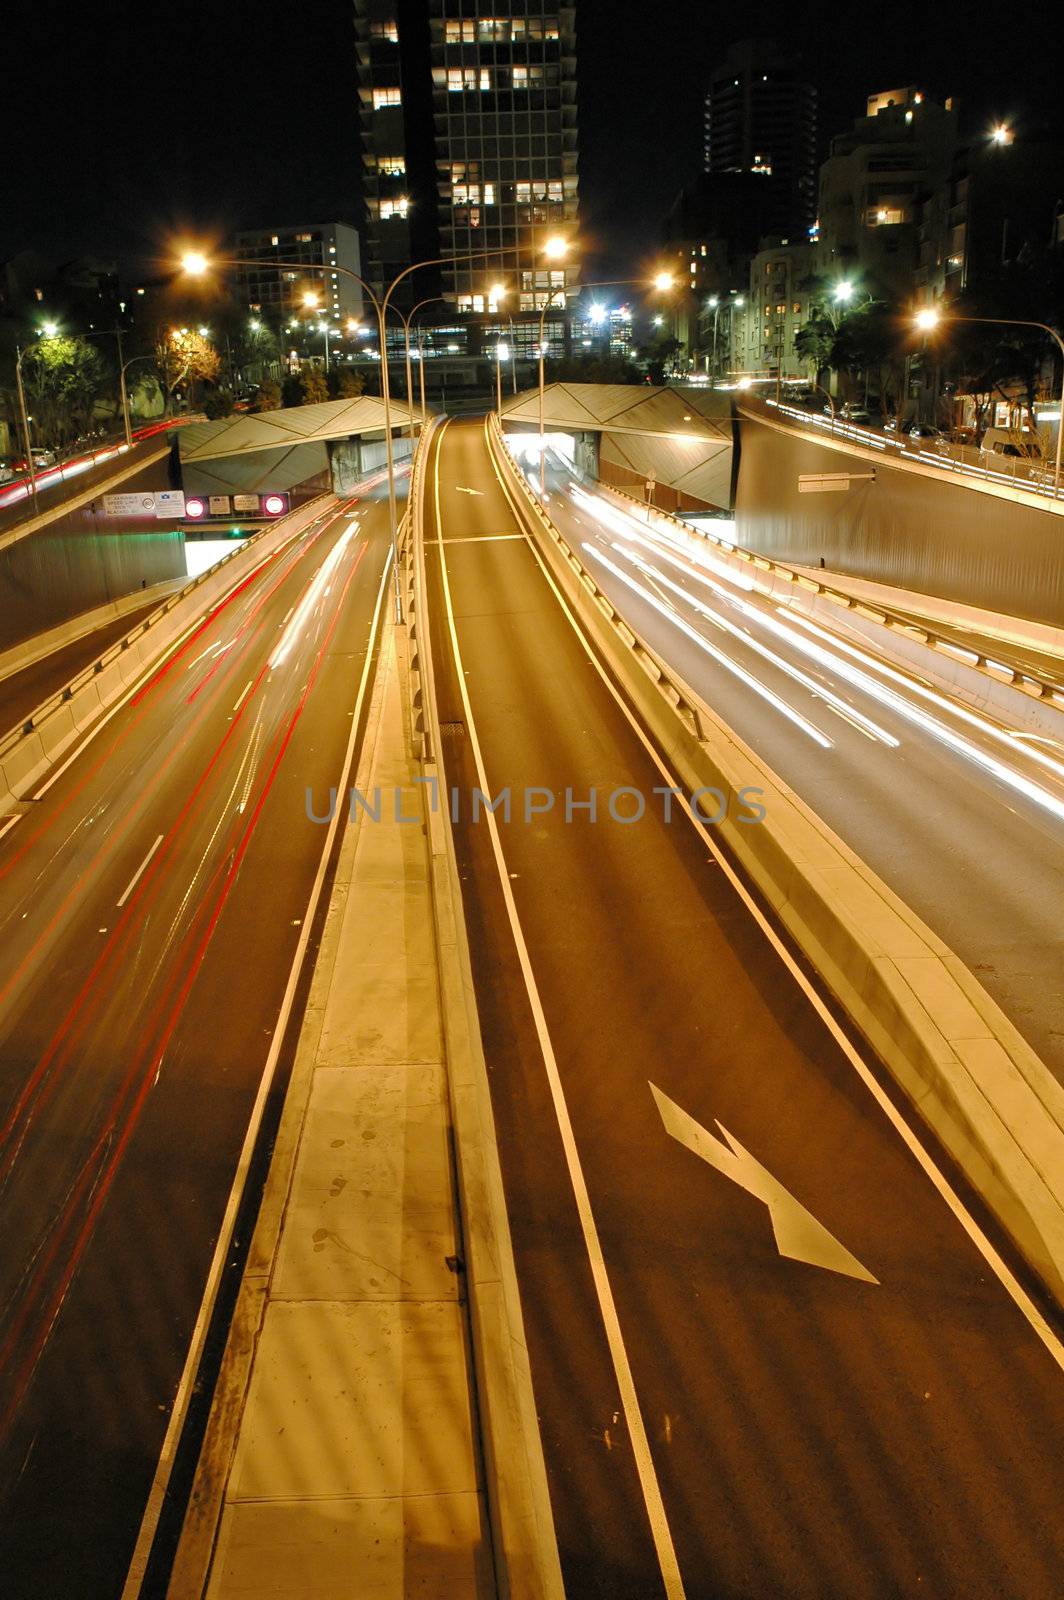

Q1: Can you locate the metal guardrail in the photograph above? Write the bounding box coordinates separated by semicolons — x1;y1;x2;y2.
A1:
0;493;335;762
589;469;1064;710
752;395;1064;505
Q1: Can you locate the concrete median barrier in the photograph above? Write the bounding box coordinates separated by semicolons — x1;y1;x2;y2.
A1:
487;415;1064;1307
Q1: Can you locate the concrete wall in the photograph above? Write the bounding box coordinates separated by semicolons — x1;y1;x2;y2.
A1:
734;417;1064;628
0;457;186;653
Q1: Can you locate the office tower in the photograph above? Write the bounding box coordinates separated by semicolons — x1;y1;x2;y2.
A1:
704;38;818;242
354;3;579;315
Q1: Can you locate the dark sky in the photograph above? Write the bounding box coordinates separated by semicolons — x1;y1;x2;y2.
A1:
1;0;1059;281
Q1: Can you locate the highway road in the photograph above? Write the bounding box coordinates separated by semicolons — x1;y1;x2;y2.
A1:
0;486;395;1597
533;455;1064;1081
423;417;1064;1600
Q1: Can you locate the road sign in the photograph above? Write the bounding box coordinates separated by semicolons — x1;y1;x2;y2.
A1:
233;494;260;513
102;490;186;518
650;1082;878;1283
798;472;876;494
208;495;232;515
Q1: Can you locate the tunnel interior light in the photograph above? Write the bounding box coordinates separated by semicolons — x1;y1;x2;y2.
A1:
263;493;288;516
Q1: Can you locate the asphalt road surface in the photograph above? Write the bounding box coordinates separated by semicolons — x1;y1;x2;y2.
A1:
534;456;1064;1081
424;417;1064;1600
0;487;395;1597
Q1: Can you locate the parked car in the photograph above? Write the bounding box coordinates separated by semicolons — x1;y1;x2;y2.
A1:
906;423;940;439
0;459;15;484
840;403;872;423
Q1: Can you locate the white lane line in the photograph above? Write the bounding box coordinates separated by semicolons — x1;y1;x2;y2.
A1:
440;421;687;1599
232;679;253;713
0;815;21;842
122;538;394;1599
495;449;1064;1376
116;834;164;907
585;544;834;750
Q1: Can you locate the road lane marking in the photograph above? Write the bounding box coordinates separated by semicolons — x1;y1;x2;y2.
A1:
122;536;394;1599
489;424;1064;1375
436;421;687;1599
232;679;253;713
0;816;21;841
650;1083;879;1284
426;532;524;543
454;484;485;495
116;834;164;908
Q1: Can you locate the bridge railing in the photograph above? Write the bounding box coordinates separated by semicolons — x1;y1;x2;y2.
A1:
756;395;1063;504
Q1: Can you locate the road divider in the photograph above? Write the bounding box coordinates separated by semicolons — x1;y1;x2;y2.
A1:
487;412;1064;1312
407;417;566;1599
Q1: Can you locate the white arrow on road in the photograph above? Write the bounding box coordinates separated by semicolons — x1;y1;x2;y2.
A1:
650;1083;878;1285
455;485;485;496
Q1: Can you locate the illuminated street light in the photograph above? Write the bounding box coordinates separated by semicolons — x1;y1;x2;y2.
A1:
990;123;1012;145
542;236;569;260
181;252;209;276
652;315;664;327
589;303;607;324
41;320;59;338
916;306;1064;490
302;291;320;309
653;271;675;291
833;281;855;304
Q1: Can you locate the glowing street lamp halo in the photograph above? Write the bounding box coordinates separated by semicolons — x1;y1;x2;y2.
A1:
914;307;941;332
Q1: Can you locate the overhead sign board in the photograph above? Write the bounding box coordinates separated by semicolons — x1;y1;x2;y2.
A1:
233;493;260;513
208;495;232;515
102;490;186;518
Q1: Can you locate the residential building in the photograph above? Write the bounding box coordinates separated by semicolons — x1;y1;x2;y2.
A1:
234;224;364;329
817;87;957;301
730;238;815;379
703;39;818;243
916;135;1064;306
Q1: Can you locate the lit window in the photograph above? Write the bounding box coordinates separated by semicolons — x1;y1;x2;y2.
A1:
792;301;801;313
444;19;476;41
379;196;409;220
373;86;401;109
370;19;398;41
512;65;544;89
447;67;491;92
271;235;279;246
295;232;312;242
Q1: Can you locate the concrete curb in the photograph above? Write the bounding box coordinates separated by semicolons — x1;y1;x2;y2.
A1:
0;579;184;685
488;415;1064;1308
408;420;566;1600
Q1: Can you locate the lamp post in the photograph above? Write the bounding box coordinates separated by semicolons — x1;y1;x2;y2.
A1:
181;236;571;620
13;346;39;512
399;296;449;442
915;307;1064;493
494;342;510;413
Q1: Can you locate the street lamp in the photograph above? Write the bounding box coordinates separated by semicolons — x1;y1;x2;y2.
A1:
181;235;572;619
914;306;1064;491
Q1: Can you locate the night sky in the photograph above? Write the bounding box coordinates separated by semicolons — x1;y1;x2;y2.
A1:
1;0;1059;281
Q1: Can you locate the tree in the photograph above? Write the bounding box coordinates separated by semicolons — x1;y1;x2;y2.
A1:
794;314;836;384
202;387;236;419
335;367;367;399
20;335;105;448
154;327;221;412
253;378;282;411
299;366;329;405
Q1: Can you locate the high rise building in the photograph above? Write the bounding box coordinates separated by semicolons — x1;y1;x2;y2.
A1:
354;3;579;315
234;224;364;327
703;39;818;243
